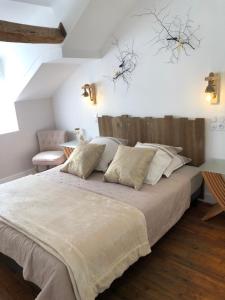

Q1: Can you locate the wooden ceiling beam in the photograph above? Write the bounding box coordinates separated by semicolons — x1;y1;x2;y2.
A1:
0;20;67;44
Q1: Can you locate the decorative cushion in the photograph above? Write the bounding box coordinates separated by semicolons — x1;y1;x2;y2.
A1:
90;137;128;172
135;142;173;185
104;145;156;190
140;143;182;155
61;144;105;179
32;151;65;166
37;130;67;151
108;137;128;145
164;155;192;177
135;142;190;180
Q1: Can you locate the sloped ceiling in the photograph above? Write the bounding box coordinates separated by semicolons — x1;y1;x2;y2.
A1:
2;0;138;101
17;62;78;101
7;0;137;58
11;0;55;6
1;0;57;26
63;0;137;58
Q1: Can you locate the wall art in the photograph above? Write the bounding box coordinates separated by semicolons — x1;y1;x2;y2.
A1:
136;5;201;63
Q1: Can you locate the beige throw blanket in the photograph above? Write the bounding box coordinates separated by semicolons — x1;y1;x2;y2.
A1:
0;175;150;300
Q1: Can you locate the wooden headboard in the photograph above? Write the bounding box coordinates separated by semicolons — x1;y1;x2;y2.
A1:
98;115;205;167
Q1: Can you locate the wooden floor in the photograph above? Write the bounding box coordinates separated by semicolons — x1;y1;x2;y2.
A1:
1;201;225;300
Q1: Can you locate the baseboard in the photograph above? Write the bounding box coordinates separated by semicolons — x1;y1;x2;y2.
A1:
0;169;35;184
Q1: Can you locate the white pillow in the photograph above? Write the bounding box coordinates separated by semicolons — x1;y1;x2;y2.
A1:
140;143;182;155
135;142;173;185
102;137;128;145
90;137;127;172
164;155;192;177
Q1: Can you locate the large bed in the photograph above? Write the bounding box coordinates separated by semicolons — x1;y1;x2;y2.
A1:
0;115;205;300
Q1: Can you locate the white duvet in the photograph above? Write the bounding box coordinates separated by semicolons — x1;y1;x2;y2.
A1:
0;175;150;300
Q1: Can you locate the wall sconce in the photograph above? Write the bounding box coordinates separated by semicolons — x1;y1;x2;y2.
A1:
82;83;96;105
205;72;220;105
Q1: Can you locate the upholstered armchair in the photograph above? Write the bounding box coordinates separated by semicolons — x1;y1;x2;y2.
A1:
32;130;67;171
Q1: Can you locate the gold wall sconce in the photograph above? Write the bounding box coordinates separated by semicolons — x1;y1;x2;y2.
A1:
82;83;96;105
205;72;220;105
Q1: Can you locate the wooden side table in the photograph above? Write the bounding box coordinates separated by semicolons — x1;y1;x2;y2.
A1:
60;140;78;159
200;159;225;221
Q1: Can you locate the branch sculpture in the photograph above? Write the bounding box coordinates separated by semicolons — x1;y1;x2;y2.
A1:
112;39;138;86
136;6;201;63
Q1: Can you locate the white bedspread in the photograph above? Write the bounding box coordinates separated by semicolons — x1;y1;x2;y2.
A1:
0;175;150;300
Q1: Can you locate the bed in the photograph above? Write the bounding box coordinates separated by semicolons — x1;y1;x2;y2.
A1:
0;115;205;300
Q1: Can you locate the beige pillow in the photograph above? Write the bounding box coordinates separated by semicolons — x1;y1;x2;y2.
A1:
164;155;192;177
140;143;182;155
61;144;105;179
98;136;128;145
104;145;156;190
135;142;173;185
90;137;127;172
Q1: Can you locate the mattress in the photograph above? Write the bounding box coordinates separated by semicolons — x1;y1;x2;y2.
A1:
0;165;202;300
38;165;202;246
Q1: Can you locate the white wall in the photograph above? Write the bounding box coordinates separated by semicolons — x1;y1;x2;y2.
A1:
0;0;62;134
53;0;91;34
0;0;57;26
0;0;59;180
0;43;62;101
53;0;225;160
53;60;99;140
0;98;55;181
62;0;137;58
0;0;62;102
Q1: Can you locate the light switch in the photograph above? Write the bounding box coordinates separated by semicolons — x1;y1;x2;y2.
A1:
210;116;225;131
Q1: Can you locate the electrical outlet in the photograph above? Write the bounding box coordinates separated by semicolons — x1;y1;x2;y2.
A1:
210;116;225;131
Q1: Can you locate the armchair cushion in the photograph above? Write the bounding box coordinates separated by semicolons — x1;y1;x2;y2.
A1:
32;151;65;166
37;130;67;151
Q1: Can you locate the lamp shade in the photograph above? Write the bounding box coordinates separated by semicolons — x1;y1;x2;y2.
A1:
205;84;215;94
82;90;89;97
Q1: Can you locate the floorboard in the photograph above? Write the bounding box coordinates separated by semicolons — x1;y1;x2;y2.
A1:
0;201;225;300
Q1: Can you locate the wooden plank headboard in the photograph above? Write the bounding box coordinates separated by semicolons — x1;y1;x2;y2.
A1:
98;115;205;167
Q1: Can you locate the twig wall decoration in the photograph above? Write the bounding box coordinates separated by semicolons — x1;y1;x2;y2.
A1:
112;39;138;87
136;6;201;63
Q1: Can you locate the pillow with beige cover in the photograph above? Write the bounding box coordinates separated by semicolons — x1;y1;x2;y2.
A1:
137;142;191;178
164;155;192;177
61;144;105;179
104;145;156;190
140;143;182;155
90;137;128;172
135;142;173;185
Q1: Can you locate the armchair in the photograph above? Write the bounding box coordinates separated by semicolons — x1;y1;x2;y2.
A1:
32;130;67;171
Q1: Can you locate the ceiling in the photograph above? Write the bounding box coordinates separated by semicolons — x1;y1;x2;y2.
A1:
63;0;137;58
10;0;56;7
17;62;78;101
7;0;138;59
2;0;139;101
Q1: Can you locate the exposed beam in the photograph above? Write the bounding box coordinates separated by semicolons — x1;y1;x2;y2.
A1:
0;21;67;44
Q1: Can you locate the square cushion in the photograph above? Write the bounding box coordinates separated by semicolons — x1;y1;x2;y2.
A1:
104;145;156;190
140;143;182;155
90;137;128;172
164;155;192;177
32;151;65;166
135;142;173;185
136;143;191;178
61;144;105;179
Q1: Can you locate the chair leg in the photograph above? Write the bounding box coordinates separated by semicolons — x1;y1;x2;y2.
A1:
202;203;224;221
35;165;39;173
